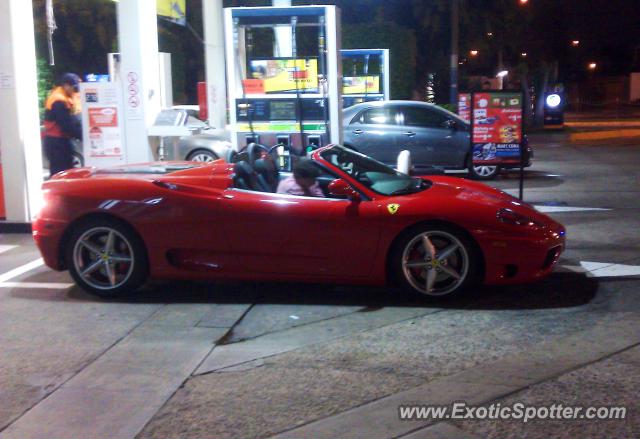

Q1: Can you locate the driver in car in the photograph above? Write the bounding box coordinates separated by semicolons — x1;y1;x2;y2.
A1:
277;158;325;197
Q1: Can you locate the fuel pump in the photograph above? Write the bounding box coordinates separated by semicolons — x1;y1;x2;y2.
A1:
341;49;390;108
224;6;343;156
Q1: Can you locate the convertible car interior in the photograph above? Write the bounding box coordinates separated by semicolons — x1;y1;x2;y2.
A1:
231;143;342;198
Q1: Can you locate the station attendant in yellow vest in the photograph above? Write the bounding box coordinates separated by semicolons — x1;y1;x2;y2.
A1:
43;73;82;177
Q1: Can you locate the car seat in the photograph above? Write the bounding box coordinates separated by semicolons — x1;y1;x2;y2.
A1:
233;161;258;191
253;157;279;192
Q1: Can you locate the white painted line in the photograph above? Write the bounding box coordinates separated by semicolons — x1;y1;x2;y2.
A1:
0;282;73;289
581;261;640;278
0;245;17;254
0;258;44;283
535;205;611;213
560;261;640;278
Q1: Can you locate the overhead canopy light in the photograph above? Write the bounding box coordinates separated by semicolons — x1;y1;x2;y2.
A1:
546;94;562;108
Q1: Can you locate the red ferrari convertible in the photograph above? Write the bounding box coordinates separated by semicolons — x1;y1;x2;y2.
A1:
33;145;565;298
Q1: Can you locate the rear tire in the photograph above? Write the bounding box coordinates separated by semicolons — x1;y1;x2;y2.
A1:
468;160;500;180
65;218;148;298
391;223;480;299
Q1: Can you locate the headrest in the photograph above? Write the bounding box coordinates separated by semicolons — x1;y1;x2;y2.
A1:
234;160;254;178
254;157;276;175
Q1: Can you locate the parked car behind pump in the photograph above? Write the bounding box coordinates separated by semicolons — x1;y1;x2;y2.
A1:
56;108;231;173
343;100;532;180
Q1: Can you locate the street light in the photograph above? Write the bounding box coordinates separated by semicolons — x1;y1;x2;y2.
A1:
521;52;528;57
519;0;529;4
496;70;508;90
470;50;479;56
588;62;597;70
571;40;580;47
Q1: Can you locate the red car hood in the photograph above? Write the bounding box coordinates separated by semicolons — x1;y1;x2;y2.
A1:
417;175;558;227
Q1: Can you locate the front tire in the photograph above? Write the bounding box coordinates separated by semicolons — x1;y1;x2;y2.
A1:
187;149;218;162
65;218;148;297
391;224;480;298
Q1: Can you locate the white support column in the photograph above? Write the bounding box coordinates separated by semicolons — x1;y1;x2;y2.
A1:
0;0;44;221
383;49;390;100
117;0;160;163
326;6;343;145
203;0;227;130
273;0;293;57
158;52;173;109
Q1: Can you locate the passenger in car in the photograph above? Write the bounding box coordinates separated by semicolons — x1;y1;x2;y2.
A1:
276;159;325;197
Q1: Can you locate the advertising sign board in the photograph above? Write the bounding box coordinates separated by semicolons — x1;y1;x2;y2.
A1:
243;58;318;94
80;82;126;167
343;76;380;95
457;93;471;122
471;91;523;165
157;0;186;26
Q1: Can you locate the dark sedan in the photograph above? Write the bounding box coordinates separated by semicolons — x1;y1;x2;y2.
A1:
343;100;532;180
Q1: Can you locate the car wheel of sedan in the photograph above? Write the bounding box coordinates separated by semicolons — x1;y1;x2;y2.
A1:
468;162;501;180
392;225;480;298
187;149;218;162
65;219;148;297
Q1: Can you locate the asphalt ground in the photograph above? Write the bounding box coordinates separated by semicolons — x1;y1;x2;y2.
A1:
1;132;639;438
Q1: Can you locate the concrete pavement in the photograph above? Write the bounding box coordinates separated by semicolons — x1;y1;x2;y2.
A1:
1;132;639;438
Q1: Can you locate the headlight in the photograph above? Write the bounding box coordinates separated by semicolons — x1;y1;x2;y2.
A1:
497;208;545;228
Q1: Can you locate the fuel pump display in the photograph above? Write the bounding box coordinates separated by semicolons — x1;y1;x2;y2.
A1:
224;6;343;154
341;49;390;108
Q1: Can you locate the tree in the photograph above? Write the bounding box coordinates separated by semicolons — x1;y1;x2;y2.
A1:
342;22;417;100
32;0;117;79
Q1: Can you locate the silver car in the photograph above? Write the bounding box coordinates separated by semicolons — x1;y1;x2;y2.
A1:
68;108;231;169
150;108;231;162
343;100;532;180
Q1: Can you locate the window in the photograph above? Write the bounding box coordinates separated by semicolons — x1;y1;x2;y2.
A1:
402;106;449;128
355;107;398;125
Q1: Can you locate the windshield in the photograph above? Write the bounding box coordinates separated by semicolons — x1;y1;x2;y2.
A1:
320;145;431;196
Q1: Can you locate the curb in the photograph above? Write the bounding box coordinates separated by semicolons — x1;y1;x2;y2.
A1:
570;129;640;142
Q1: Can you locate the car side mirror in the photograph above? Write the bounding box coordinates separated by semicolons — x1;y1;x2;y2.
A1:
443;119;457;130
328;178;361;202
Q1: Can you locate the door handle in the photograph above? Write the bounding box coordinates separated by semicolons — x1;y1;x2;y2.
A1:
403;131;416;137
352;129;363;135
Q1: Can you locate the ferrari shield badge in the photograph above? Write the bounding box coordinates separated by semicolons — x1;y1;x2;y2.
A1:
387;203;400;215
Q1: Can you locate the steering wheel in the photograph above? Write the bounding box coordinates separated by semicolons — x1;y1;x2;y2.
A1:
247;142;269;168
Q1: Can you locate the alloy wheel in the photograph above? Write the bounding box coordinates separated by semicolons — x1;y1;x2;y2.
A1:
401;231;469;296
189;152;216;162
473;165;497;177
72;227;135;291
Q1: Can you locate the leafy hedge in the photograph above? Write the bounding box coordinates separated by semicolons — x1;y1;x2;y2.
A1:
342;22;417;100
